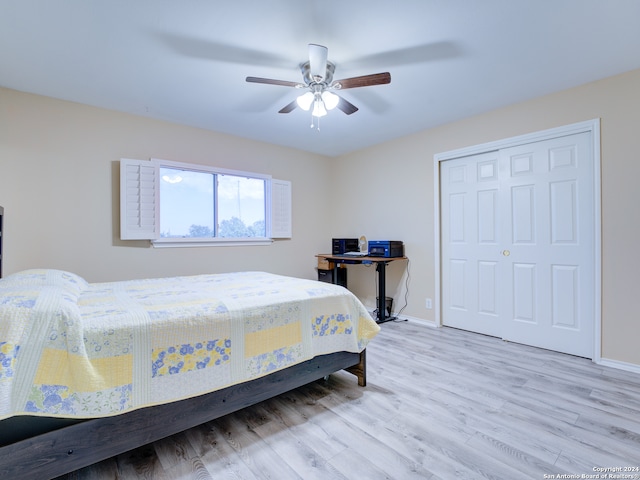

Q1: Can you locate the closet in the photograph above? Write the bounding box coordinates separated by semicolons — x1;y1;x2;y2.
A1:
437;121;599;358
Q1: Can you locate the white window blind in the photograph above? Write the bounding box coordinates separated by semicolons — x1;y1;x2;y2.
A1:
120;159;291;243
270;179;292;238
120;158;159;240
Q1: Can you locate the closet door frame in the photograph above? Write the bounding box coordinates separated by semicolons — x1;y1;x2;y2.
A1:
433;119;601;362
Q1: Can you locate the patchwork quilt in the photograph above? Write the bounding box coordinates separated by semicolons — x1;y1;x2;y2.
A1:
0;269;379;420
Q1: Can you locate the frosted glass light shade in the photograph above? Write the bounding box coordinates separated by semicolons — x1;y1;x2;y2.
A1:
296;92;314;111
312;98;327;117
321;91;339;110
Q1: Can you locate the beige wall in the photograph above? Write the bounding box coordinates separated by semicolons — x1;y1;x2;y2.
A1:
0;88;331;283
334;68;640;367
2;68;639;367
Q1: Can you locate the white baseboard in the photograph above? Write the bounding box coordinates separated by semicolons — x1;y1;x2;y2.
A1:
596;357;640;375
400;315;439;328
366;307;439;328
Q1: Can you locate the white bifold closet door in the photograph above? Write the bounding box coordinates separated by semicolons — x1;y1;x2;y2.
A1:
440;132;594;358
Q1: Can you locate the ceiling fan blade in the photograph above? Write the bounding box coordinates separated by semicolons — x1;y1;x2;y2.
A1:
332;72;391;90
347;42;462;69
308;44;328;81
246;76;301;88
336;96;359;115
278;100;298;114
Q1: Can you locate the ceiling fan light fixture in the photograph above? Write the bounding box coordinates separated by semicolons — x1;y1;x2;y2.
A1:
321;91;339;110
247;44;390;126
296;91;314;111
312;96;327;117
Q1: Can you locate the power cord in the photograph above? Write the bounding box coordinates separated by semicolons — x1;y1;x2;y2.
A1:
372;258;410;323
395;258;411;319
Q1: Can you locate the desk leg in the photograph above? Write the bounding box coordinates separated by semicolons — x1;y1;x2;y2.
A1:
376;261;394;324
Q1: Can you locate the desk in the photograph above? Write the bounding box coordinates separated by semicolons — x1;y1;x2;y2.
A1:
317;254;407;324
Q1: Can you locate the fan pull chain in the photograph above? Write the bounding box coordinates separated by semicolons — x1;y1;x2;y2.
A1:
310;112;321;131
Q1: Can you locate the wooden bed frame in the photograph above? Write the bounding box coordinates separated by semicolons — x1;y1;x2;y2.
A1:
0;349;366;479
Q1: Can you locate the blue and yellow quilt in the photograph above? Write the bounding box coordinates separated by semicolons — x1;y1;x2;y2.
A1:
0;269;379;420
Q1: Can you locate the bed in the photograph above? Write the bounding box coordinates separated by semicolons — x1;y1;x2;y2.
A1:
0;269;379;479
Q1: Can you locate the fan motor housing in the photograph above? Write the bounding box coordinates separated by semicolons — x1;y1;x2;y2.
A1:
300;61;335;86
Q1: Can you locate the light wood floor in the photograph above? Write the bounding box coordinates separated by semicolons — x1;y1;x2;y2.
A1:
58;321;640;479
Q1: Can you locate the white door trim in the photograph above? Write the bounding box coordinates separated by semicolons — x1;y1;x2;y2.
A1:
433;119;602;362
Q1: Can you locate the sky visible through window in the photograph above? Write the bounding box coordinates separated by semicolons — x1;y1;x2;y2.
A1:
159;167;265;238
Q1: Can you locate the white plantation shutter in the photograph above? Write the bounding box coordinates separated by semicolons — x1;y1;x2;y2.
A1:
119;158;290;243
120;158;159;240
270;179;292;238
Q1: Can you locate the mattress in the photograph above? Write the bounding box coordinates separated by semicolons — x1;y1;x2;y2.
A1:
0;269;379;421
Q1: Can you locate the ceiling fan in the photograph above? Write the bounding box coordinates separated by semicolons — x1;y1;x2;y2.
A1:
246;44;391;125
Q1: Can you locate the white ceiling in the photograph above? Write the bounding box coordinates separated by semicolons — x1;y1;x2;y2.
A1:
2;1;640;157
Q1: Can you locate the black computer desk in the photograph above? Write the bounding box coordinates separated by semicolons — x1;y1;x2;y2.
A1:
316;254;408;324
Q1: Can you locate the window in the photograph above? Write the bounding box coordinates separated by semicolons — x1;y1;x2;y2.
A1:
159;167;267;239
120;158;291;246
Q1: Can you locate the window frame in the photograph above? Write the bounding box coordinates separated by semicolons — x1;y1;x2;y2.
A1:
120;158;291;247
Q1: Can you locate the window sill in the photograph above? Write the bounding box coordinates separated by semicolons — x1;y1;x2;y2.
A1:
151;238;274;248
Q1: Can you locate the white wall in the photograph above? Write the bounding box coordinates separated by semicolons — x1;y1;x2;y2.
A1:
0;88;331;283
332;68;640;367
2;67;640;367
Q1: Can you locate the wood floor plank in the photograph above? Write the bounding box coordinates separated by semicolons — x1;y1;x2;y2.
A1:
425;388;563;465
55;322;640;480
185;422;260;480
116;443;169;479
232;402;348;480
298;389;436;479
465;431;560;478
266;395;350;459
162;455;213;480
213;414;301;480
153;432;199;472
